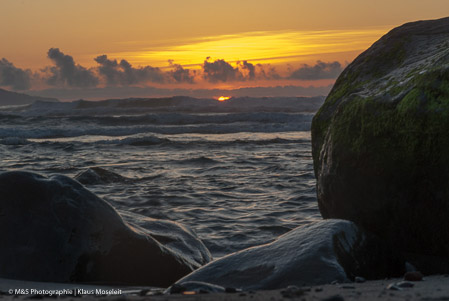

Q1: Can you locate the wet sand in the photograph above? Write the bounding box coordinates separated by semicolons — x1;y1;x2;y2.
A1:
1;275;449;301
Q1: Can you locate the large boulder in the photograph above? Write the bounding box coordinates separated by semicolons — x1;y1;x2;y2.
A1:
0;171;211;287
312;17;449;273
169;220;402;291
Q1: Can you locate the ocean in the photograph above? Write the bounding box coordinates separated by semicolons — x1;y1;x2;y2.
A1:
0;96;323;258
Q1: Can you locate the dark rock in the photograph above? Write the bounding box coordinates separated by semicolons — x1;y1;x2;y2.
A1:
354;276;366;283
119;210;212;268
0;171;211;286
74;167;129;185
311;16;449;274
404;271;423;281
169;219;403;291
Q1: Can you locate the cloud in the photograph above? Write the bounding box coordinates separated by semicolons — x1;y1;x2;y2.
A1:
45;48;99;88
94;55;164;85
289;61;343;80
0;59;32;90
202;59;265;82
255;63;281;80
237;61;255;80
202;58;241;83
168;61;195;83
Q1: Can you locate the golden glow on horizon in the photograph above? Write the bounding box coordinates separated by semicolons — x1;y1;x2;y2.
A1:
217;96;231;102
108;28;389;69
1;0;448;71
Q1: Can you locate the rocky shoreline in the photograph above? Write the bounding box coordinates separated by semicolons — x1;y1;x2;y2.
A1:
1;275;449;301
1;16;449;300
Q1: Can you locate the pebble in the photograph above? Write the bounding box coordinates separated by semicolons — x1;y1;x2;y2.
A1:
280;285;305;298
396;281;415;288
404;271;423;281
386;283;402;291
387;281;415;291
331;280;340;285
355;276;366;283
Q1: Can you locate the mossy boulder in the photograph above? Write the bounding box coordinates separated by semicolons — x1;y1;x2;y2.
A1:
312;17;449;274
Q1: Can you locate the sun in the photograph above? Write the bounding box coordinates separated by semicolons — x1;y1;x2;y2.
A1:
217;96;230;102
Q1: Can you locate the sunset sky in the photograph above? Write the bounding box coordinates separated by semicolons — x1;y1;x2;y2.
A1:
0;0;448;100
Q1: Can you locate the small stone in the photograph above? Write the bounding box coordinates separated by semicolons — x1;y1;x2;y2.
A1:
281;286;305;298
354;276;366;283
225;287;237;293
331;280;340;285
315;287;323;292
386;283;402;291
396;281;414;288
404;271;423;281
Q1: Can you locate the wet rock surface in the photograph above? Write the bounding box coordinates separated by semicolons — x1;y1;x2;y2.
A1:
0;171;210;287
170;219;402;291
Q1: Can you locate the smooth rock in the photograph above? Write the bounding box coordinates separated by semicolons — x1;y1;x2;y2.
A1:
396;281;415;288
0;171;211;286
169;219;402;291
311;16;449;273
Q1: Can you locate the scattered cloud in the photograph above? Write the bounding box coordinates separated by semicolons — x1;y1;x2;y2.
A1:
0;49;342;100
255;63;281;80
45;48;99;88
0;58;32;90
289;61;343;80
94;54;165;85
203;58;241;83
168;60;195;83
237;61;255;80
202;59;281;82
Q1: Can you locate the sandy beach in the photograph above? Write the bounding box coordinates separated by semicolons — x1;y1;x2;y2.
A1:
1;275;448;301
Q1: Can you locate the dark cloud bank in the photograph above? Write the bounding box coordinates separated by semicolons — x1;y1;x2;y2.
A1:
0;48;342;99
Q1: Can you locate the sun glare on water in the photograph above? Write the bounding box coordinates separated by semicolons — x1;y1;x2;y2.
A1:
218;96;230;102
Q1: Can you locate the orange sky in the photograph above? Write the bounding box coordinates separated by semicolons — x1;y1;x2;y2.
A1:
0;0;448;99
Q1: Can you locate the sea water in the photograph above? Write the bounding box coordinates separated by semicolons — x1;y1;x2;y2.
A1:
0;97;323;258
